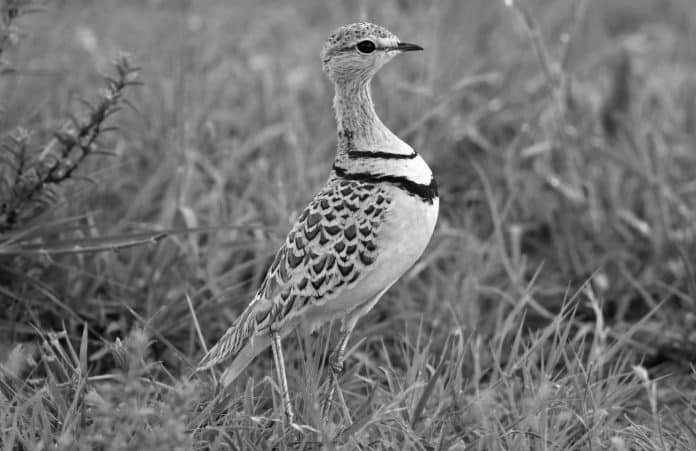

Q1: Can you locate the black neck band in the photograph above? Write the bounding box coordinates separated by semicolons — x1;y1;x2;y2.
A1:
333;164;438;203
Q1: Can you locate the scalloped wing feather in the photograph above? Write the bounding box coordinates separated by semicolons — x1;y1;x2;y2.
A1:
196;177;390;374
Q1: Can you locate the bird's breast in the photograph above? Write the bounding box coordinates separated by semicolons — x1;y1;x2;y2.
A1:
377;186;439;277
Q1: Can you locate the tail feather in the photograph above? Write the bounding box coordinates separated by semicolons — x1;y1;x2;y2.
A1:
219;334;273;387
196;298;277;385
196;326;238;372
196;309;254;372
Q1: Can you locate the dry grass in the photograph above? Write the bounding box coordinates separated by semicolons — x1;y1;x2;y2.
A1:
1;0;696;449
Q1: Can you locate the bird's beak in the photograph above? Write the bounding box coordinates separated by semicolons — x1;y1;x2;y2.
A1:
395;42;424;52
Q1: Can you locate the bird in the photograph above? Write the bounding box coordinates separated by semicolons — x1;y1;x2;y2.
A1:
197;22;439;425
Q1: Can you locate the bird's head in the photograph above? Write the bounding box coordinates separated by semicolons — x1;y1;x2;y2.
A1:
320;22;423;85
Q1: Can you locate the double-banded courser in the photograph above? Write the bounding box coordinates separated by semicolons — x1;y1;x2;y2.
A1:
197;22;438;424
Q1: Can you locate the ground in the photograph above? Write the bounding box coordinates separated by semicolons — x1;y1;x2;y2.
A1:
1;0;696;449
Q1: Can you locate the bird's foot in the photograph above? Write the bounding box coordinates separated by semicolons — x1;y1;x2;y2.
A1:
323;351;353;424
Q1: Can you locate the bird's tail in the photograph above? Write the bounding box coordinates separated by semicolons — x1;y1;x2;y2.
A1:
219;334;273;387
196;311;251;369
195;299;276;387
197;320;275;388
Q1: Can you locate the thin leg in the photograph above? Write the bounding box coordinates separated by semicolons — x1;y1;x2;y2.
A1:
322;318;357;421
322;289;389;421
271;331;294;426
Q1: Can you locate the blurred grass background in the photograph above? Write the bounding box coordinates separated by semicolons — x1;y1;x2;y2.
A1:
1;0;696;449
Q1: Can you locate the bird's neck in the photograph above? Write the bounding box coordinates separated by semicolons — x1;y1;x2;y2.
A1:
333;80;407;155
330;79;434;192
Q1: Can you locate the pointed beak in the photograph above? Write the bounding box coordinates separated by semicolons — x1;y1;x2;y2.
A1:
395;42;424;52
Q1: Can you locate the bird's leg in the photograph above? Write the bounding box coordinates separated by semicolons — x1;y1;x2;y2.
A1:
323;318;356;421
271;330;294;426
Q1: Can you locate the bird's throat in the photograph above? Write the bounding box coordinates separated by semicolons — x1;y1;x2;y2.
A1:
333;80;395;152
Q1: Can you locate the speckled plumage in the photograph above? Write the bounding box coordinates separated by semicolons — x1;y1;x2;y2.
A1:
197;178;390;373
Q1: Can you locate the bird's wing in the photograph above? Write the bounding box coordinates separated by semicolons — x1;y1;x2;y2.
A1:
196;177;390;371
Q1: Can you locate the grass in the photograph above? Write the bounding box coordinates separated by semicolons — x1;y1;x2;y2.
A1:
1;0;696;449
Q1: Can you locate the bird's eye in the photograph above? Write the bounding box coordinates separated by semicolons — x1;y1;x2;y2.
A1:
356;40;376;54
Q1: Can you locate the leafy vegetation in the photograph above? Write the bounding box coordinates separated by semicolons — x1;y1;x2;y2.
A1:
1;0;695;449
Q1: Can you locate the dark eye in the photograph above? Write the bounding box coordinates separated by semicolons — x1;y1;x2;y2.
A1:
356;40;376;54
